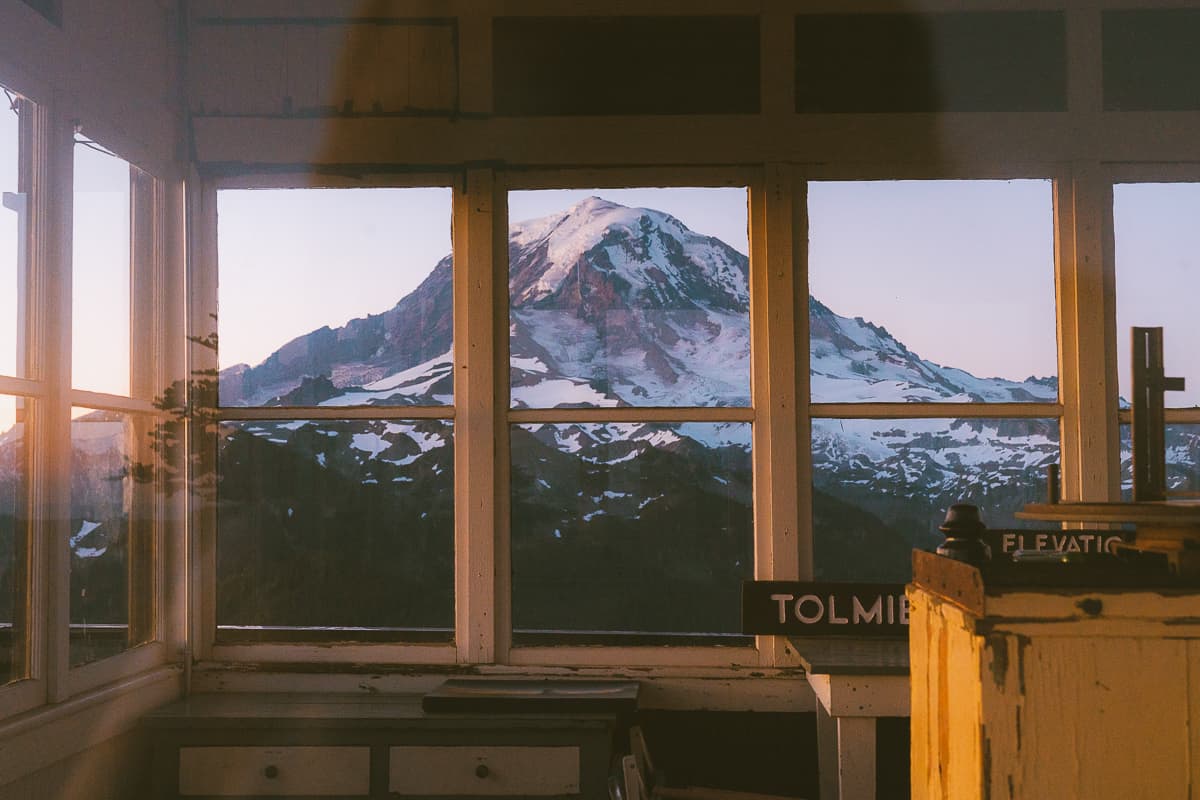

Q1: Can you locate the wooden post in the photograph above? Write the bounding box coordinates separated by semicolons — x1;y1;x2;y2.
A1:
1131;327;1185;501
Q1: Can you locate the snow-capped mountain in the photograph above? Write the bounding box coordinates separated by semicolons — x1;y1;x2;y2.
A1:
509;197;751;409
204;197;1079;592
810;297;1057;403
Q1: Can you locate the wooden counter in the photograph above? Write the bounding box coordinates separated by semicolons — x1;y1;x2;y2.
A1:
909;550;1200;800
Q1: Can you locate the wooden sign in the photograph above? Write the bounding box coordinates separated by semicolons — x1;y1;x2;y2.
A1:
742;581;908;637
983;529;1129;556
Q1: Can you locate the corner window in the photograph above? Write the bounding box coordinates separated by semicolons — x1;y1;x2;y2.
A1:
507;187;754;644
808;179;1061;580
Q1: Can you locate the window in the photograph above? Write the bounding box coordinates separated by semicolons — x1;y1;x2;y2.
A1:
198;175;776;665
213;186;455;642
808;179;1061;580
1;86;30;688
0;82;175;718
1114;182;1200;499
507;187;754;644
2;87;26;382
68;130;161;668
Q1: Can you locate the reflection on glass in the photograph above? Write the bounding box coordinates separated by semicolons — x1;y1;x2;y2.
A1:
1;395;29;683
812;417;1060;582
511;422;753;642
808;180;1058;403
1119;424;1200;501
1114;183;1200;408
216;188;454;408
70;407;137;666
1;89;24;379
508;188;751;409
216;419;454;639
72;135;131;395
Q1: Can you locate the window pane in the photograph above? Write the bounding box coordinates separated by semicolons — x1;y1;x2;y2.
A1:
1120;424;1200;500
70;407;142;666
217;188;453;408
813;417;1060;582
511;422;753;642
216;418;454;639
508;188;750;409
0;395;29;683
1114;183;1200;408
808;180;1057;403
72;135;131;395
1;88;25;380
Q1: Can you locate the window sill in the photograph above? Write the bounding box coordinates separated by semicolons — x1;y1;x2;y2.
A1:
188;661;815;712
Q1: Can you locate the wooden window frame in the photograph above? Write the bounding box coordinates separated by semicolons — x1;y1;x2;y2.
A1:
193;165;806;670
1107;165;1200;503
0;90;48;718
193;171;461;666
1109;163;1200;431
63;128;172;696
0;93;176;718
188;161;1178;673
799;166;1078;578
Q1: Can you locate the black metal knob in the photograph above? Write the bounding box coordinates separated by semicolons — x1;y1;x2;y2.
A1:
264;765;279;780
475;764;490;779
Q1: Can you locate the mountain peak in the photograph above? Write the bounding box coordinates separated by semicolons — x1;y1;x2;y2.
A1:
510;196;672;265
568;195;623;215
509;196;747;312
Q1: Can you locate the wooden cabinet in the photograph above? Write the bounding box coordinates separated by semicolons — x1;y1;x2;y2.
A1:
144;693;616;799
909;551;1200;800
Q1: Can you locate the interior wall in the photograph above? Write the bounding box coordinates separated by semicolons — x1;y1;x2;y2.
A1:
0;730;150;800
184;0;1200;169
0;0;180;173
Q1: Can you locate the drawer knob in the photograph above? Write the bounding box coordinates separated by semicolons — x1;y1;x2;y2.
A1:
264;765;280;780
475;764;490;779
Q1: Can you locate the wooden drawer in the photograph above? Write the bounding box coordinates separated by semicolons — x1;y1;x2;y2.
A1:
389;745;581;796
178;746;370;796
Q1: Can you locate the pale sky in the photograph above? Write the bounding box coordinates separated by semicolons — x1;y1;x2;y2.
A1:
72;139;131;397
1114;183;1200;408
217;187;453;370
808;180;1059;384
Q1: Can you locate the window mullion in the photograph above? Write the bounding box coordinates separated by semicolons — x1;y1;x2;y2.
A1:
751;166;806;667
1058;165;1120;502
189;179;219;663
453;168;501;665
128;167;159;652
40;104;74;703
